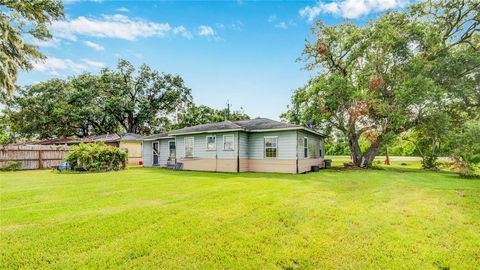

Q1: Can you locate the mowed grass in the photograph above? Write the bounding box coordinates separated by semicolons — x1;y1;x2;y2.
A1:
1;168;479;269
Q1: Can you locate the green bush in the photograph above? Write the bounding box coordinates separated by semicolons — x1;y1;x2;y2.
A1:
65;142;127;172
0;161;22;171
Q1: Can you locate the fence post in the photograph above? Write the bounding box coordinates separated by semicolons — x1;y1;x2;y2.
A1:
38;150;43;169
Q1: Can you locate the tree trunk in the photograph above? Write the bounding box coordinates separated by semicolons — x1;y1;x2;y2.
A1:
385;147;390;165
348;134;363;167
361;139;382;168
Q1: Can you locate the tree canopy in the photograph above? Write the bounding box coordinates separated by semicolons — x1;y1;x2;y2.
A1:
3;59;192;139
170;104;250;130
0;0;64;94
283;0;479;168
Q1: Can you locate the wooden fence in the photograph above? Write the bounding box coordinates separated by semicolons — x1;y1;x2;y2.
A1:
0;145;72;170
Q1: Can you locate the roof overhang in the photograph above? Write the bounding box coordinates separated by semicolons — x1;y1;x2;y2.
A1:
249;127;326;137
168;128;244;136
143;136;174;141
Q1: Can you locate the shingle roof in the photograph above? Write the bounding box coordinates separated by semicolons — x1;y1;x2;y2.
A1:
169;121;243;135
79;133;143;143
142;133;173;141
166;118;323;136
233;118;301;130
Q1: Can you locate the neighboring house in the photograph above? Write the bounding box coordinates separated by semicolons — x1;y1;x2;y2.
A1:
142;118;325;173
24;133;143;166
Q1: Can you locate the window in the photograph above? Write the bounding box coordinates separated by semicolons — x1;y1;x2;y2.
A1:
168;141;176;160
184;137;194;157
319;148;323;158
223;134;234;151
264;137;278;158
303;137;309;158
206;135;216;151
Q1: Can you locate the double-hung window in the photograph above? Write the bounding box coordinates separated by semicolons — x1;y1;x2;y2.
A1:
223;135;234;151
206;135;216;151
264;137;278;158
303;137;309;158
184;137;194;157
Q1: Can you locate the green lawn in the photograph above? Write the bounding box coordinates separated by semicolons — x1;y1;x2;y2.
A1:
1;168;479;269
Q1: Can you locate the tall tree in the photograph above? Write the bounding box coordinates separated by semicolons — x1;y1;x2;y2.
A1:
100;59;192;134
171;104;250;130
4;76;119;139
0;0;64;94
283;0;479;168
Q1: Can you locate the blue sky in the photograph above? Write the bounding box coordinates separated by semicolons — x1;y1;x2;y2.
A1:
19;0;406;120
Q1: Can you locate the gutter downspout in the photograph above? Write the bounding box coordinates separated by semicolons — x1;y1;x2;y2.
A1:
296;130;299;174
237;131;240;173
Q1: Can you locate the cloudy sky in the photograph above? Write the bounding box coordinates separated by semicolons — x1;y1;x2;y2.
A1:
19;0;407;120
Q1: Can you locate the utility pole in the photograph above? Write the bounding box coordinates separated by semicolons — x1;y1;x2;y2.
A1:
226;100;231;120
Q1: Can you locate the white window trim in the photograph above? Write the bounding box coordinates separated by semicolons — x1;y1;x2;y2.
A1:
223;134;235;151
303;137;309;158
206;135;216;151
184;137;194;158
264;136;278;159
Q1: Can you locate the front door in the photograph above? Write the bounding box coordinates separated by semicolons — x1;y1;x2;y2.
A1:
153;142;159;165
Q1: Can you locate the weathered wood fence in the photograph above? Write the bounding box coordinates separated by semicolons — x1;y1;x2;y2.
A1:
0;145;72;170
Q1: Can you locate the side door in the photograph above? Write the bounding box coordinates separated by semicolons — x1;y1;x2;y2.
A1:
153;142;159;165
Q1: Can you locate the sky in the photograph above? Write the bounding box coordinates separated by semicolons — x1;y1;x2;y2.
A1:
18;0;407;120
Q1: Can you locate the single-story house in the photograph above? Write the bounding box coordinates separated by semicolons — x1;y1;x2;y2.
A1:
142;118;325;173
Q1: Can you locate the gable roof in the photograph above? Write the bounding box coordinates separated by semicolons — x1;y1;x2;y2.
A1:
142;133;173;141
233;118;301;130
167;118;324;137
168;121;243;135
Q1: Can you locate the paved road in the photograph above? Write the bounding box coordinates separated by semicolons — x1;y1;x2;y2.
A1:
328;156;451;162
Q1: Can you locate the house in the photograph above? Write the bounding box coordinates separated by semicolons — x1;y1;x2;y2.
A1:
142;118;325;173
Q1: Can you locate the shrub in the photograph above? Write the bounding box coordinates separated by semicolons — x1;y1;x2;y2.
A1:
0;161;22;171
65;142;127;172
447;121;480;178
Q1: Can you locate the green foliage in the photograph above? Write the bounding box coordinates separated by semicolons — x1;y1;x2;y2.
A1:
3;59;192;139
65;142;127;172
447;120;480;178
171;104;250;130
0;160;21;171
0;0;64;94
283;0;479;167
100;59;192;134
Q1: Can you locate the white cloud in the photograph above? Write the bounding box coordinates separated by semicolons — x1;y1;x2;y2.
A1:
197;25;215;37
299;0;407;20
33;57;105;75
51;14;175;41
173;26;193;39
116;7;129;12
31;37;61;48
83;40;105;51
273;20;296;30
268;15;276;23
80;59;105;69
275;22;288;29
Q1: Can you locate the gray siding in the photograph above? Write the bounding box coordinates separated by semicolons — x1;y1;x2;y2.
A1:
158;139;173;167
142;139;172;167
297;130;324;159
239;132;248;159
142;141;153;167
247;130;297;160
176;132;238;159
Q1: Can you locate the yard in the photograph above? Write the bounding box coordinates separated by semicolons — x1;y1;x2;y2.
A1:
1;167;479;269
